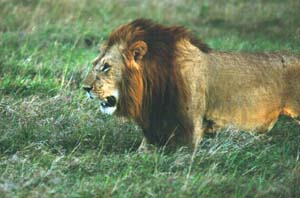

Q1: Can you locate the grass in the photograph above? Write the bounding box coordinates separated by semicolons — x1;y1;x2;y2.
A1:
0;0;300;197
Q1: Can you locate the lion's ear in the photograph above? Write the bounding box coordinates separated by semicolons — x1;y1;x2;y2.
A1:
130;41;148;61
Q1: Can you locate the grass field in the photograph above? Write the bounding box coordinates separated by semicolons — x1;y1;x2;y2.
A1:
1;0;300;197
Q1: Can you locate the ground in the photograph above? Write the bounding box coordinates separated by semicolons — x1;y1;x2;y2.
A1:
0;0;300;197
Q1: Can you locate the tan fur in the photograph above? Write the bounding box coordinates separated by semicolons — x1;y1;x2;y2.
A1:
83;19;300;149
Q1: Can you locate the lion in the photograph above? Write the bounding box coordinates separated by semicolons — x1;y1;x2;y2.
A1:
83;19;300;150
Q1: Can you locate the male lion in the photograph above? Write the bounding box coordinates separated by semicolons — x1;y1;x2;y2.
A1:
83;19;300;149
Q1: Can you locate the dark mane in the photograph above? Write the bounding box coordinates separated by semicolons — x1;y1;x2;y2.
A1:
108;18;211;53
107;19;209;146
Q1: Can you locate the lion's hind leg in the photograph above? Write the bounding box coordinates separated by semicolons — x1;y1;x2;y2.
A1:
283;65;300;122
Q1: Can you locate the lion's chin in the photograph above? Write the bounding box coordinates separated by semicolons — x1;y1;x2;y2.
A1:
100;104;117;115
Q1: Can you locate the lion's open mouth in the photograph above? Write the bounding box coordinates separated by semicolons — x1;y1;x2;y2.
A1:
101;96;117;108
99;96;117;115
98;90;119;115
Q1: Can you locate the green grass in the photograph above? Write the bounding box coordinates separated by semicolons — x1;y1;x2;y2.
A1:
1;0;300;197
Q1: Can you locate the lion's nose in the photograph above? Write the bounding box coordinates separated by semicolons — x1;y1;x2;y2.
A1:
82;86;92;92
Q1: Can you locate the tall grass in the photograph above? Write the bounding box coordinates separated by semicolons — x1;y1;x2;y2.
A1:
0;0;300;197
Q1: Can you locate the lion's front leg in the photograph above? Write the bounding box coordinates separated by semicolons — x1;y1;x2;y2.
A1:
138;137;154;152
192;118;205;150
187;83;207;150
188;94;206;149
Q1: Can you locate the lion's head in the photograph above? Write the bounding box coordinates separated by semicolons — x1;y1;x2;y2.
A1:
83;45;122;114
82;26;148;117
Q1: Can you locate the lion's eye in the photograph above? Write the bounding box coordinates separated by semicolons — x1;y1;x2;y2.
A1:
100;63;111;73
